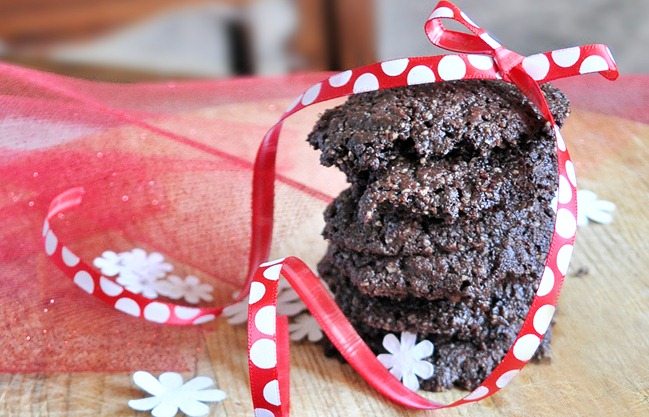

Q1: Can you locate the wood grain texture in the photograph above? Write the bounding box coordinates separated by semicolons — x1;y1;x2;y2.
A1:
0;106;647;417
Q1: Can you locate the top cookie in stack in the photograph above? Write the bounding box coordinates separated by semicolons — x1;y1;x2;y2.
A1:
307;80;569;391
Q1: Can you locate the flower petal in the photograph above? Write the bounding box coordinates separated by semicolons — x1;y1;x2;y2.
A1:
578;189;597;204
151;401;179;417
389;364;403;381
411;340;434;360
277;301;306;317
159;372;184;389
141;286;160;300
412;360;435;379
198;284;214;301
148;252;165;264
289;329;307;341
277;288;300;302
102;250;119;260
402;372;420;391
593;200;616;212
199;291;214;302
289;313;321;340
181;376;214;392
133;371;165;396
93;253;121;276
148;266;172;279
117;271;141;286
376;353;394;368
128;396;161;411
185;275;200;285
288;324;307;341
98;264;120;276
382;333;401;354
223;302;248;325
129;248;147;262
191;389;227;402
399;332;417;350
178;399;210;417
185;293;200;305
307;328;323;342
588;209;615;224
123;283;143;295
225;313;248;325
156;281;183;299
167;275;184;285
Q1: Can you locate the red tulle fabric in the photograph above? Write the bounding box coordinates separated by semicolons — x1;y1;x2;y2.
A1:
0;60;641;373
0;63;347;372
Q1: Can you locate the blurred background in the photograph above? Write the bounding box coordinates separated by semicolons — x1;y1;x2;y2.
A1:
0;0;645;82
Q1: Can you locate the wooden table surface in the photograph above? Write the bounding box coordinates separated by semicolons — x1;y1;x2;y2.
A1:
1;98;648;417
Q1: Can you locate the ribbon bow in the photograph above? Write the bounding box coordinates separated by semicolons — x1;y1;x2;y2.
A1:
425;1;618;123
43;2;619;416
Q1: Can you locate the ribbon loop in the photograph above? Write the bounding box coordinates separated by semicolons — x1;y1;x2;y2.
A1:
425;2;495;55
424;1;618;117
493;48;525;78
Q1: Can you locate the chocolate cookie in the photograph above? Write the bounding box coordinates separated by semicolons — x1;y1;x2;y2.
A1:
310;79;567;392
320;194;554;300
325;184;555;256
354;129;558;223
320;260;541;341
307;80;569;182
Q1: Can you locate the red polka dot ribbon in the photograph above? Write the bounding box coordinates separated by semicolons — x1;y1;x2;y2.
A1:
43;187;223;325
43;1;618;415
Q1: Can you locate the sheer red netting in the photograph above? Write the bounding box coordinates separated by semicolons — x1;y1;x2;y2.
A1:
0;57;641;374
0;62;347;372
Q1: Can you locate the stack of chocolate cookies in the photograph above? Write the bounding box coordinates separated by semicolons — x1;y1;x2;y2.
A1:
307;80;570;391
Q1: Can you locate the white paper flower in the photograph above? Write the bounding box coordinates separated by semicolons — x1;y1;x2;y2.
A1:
223;278;306;325
93;250;127;277
156;275;214;304
128;371;226;417
120;248;174;279
115;272;167;299
222;297;249;325
377;332;435;391
93;249;174;299
551;189;615;226
289;313;323;342
577;189;615;226
276;283;306;316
